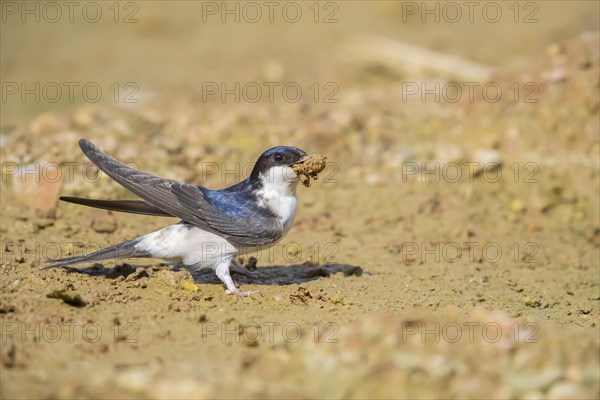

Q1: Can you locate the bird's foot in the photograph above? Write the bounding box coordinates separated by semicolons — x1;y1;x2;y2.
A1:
226;288;262;297
216;260;262;297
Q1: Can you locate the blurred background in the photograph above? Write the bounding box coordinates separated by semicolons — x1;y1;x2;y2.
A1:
1;1;599;399
2;1;599;124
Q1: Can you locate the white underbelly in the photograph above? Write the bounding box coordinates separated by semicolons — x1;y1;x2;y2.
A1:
135;224;237;269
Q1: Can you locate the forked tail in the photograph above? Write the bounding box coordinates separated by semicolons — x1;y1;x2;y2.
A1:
44;239;148;268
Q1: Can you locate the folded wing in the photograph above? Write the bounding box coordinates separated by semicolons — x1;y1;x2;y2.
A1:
76;139;281;247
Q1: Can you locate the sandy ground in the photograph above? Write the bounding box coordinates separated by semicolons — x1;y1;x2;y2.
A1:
1;2;599;399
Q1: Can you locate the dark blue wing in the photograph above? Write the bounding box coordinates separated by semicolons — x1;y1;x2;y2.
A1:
77;139;282;247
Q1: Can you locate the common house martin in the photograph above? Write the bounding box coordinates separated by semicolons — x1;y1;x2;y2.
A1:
46;139;319;296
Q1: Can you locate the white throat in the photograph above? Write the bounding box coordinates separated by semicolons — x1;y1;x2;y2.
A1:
257;166;299;235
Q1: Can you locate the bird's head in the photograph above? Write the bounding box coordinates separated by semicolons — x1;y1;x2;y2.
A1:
250;146;308;190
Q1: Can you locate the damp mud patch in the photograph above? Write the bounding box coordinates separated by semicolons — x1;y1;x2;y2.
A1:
292;153;327;187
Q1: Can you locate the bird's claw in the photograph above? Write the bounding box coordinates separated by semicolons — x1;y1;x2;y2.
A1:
226;288;262;297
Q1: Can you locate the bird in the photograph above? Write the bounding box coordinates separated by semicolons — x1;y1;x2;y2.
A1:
45;139;311;296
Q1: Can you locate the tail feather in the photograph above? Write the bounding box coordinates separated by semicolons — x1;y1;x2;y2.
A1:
44;239;148;269
59;196;173;217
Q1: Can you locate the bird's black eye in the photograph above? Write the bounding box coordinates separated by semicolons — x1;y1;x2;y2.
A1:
273;153;284;162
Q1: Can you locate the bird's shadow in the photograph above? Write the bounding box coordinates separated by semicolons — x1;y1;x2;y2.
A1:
55;262;364;286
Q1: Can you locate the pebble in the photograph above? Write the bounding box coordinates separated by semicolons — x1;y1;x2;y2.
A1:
521;391;544;400
11;161;64;219
90;213;117;233
263;61;285;81
72;105;101;128
0;133;8;149
434;145;464;164
181;280;198;292
115;367;155;393
546;382;587;400
29;113;65;136
156;269;194;288
547;43;563;57
150;378;213;400
471;149;503;177
511;199;527;213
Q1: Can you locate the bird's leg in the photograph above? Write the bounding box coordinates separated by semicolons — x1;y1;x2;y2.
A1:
214;260;259;297
229;258;258;278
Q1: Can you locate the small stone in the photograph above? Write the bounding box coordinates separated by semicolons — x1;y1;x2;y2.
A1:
522;391;545;400
115;367;155;393
471;149;502;177
546;382;587;400
72;105;101;128
12;141;29;159
435;145;464;164
1;344;18;368
0;133;8;150
240;325;260;347
151;378;213;400
90;213;117;233
181;280;198;292
523;297;542;308
511;199;527;213
546;68;568;83
546;43;562;57
11;161;64;219
527;223;541;232
287;246;301;257
263;61;285;81
246;256;258;271
29;113;64;136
